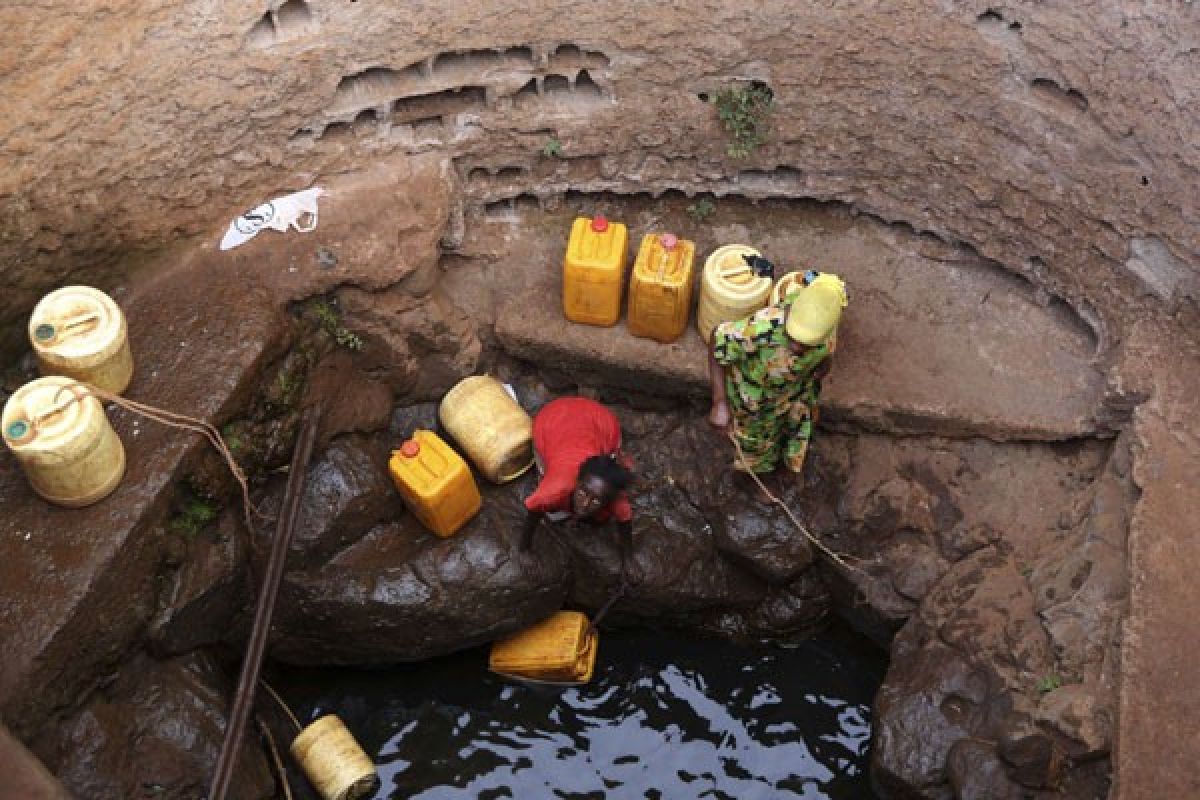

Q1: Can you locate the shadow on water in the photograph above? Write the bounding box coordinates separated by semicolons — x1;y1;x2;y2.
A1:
274;626;886;800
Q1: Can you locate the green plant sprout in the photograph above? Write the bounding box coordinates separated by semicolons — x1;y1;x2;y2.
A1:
712;84;774;158
542;136;563;158
686;198;716;221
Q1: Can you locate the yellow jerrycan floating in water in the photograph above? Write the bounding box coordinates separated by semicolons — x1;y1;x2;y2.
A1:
563;215;629;327
388;429;481;537
627;232;697;343
489;610;598;685
438;375;534;484
2;376;126;508
696;244;774;343
290;714;380;800
29;286;134;395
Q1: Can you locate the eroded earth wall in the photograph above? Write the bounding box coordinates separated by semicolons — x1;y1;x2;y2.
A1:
3;2;1199;799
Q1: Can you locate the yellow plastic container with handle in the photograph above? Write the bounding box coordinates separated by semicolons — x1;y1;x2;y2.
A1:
388;430;481;537
627;232;697;343
438;375;534;484
2;376;126;507
696;244;773;342
771;270;807;306
489;610;598;684
29;286;134;395
563;215;629;327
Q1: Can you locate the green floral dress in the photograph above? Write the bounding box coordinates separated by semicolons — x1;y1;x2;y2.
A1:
712;299;834;474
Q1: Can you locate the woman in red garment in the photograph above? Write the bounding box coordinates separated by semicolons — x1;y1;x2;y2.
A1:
518;397;637;576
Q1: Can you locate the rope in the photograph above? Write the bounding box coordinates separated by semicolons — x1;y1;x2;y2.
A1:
51;382;264;530
725;428;863;575
259;679;304;734
256;715;296;800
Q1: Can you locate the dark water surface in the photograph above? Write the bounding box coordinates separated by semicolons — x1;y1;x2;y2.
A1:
276;628;884;800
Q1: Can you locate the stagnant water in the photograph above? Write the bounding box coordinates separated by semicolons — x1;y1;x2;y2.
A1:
275;626;885;800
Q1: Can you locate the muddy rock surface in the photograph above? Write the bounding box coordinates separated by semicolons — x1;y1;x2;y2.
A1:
33;652;274;800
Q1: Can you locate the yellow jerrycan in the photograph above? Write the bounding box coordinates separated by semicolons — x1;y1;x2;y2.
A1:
771;270;808;306
29;286;134;395
627;232;697;343
290;715;380;800
2;376;126;507
388;430;481;537
563;215;629;327
696;244;773;343
489;610;598;685
438;375;534;484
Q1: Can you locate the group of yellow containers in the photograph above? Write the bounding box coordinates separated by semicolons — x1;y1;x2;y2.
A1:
387;375;599;685
2;286;133;508
562;215;776;343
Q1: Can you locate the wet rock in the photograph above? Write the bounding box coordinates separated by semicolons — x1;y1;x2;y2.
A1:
388;401;440;438
338;286;481;403
257;435;404;565
37;652;273;800
997;729;1067;789
712;502;814;584
269;486;570;664
150;509;250;656
873;547;1055;796
946;738;1022;800
1034;682;1113;760
564;481;766;621
304;350;394;443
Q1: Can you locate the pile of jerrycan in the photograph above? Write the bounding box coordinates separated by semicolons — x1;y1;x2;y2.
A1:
562;213;793;343
391;214;818;688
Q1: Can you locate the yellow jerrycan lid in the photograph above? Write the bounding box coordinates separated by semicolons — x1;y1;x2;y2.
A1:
705;244;773;295
2;377;100;455
29;286;127;369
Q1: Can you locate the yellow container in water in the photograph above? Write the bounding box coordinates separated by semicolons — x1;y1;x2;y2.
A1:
2;376;126;507
438;375;534;484
388;430;481;537
489;610;598;684
627;232;697;343
29;286;134;395
563;215;629;327
290;715;380;800
696;244;774;342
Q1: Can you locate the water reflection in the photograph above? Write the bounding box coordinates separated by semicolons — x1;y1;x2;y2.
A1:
280;630;882;800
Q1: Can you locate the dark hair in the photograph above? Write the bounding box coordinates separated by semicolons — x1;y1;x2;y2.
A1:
578;455;633;491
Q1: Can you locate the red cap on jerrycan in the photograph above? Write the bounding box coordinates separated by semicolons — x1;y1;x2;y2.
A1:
591;215;609;233
660;233;678;251
399;439;421;458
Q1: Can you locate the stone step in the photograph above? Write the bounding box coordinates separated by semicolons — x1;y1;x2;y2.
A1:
0;261;286;737
483;198;1108;441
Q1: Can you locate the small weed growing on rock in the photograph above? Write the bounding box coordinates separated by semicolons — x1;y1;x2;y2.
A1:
712;83;774;158
308;298;364;352
1036;673;1062;694
220;423;243;452
686;198;716;221
169;496;218;537
542;136;563;158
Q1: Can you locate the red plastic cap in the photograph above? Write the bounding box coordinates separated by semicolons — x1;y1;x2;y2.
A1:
591;215;609;233
660;233;678;251
399;440;421;458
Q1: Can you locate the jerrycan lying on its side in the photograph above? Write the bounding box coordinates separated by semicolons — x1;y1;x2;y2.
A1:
489;610;598;685
438;375;534;484
388;430;481;538
563;215;629;327
627;232;697;343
